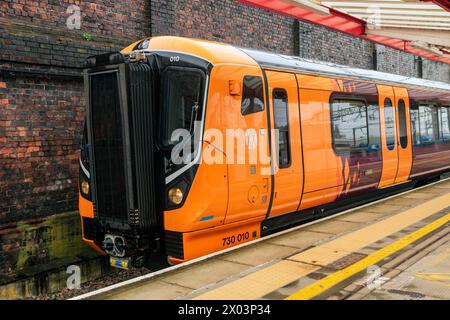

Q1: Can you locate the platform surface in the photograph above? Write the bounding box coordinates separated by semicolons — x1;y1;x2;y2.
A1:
85;179;450;300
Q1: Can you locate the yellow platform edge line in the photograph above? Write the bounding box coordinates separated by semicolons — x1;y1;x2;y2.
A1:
285;213;450;300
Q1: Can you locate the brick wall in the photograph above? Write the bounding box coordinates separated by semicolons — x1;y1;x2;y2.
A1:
298;20;450;83
0;1;150;224
0;75;83;223
1;0;450;225
0;1;149;39
422;59;450;84
298;21;374;69
150;0;297;55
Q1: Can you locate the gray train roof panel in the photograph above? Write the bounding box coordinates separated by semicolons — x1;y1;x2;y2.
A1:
239;48;450;93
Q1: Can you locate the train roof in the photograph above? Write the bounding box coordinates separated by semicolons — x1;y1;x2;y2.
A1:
240;48;450;93
122;36;450;93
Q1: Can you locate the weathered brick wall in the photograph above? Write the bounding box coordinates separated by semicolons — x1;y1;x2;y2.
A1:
298;21;374;69
151;0;297;55
373;44;420;78
0;76;83;223
0;1;149;39
422;59;450;84
0;1;150;225
298;20;450;83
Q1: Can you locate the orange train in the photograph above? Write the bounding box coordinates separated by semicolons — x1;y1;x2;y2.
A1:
79;36;450;268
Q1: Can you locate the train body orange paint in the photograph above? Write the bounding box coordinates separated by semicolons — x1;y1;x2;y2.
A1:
78;37;450;266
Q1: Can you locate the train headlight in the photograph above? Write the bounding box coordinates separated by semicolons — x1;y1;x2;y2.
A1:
81;180;90;196
168;187;183;205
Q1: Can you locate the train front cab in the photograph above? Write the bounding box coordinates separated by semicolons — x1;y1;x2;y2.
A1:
78;37;279;265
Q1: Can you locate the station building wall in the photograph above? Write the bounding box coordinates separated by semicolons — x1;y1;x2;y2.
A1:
297;20;450;83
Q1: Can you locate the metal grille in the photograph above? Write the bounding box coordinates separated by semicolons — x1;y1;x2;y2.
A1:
165;231;184;259
83;217;98;241
128;63;158;229
90;71;128;221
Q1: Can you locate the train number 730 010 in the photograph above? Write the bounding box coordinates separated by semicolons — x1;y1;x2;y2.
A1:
222;232;250;246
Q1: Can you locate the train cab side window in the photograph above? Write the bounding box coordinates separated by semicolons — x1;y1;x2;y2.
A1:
331;99;369;154
439;106;450;142
273;89;291;168
384;98;396;151
241;76;264;115
398;99;408;149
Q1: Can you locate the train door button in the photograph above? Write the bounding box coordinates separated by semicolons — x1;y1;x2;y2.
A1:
248;186;260;203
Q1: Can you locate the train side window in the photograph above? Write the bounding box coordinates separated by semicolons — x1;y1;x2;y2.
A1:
367;104;381;152
398;99;408;149
384;98;396;151
273;89;291;168
241;76;264;115
410;107;421;146
331;99;369;154
439;106;450;142
419;105;437;145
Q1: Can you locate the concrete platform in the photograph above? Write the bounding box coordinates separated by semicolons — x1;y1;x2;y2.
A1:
74;178;450;300
350;235;450;300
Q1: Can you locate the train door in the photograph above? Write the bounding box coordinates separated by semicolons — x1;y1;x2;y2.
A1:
265;70;303;217
223;68;272;224
378;84;399;187
393;87;413;183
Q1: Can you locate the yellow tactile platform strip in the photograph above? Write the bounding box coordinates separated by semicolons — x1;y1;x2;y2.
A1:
193;193;450;300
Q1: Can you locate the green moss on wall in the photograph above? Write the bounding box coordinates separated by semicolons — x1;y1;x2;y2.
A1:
1;211;99;281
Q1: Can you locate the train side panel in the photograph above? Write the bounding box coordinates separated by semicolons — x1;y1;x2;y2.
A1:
335;80;383;198
296;75;343;210
408;88;450;179
297;75;383;210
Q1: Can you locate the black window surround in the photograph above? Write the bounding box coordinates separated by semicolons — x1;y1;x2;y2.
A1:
330;97;371;155
272;88;291;169
397;99;408;149
439;106;450;142
384;98;396;151
415;105;438;146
